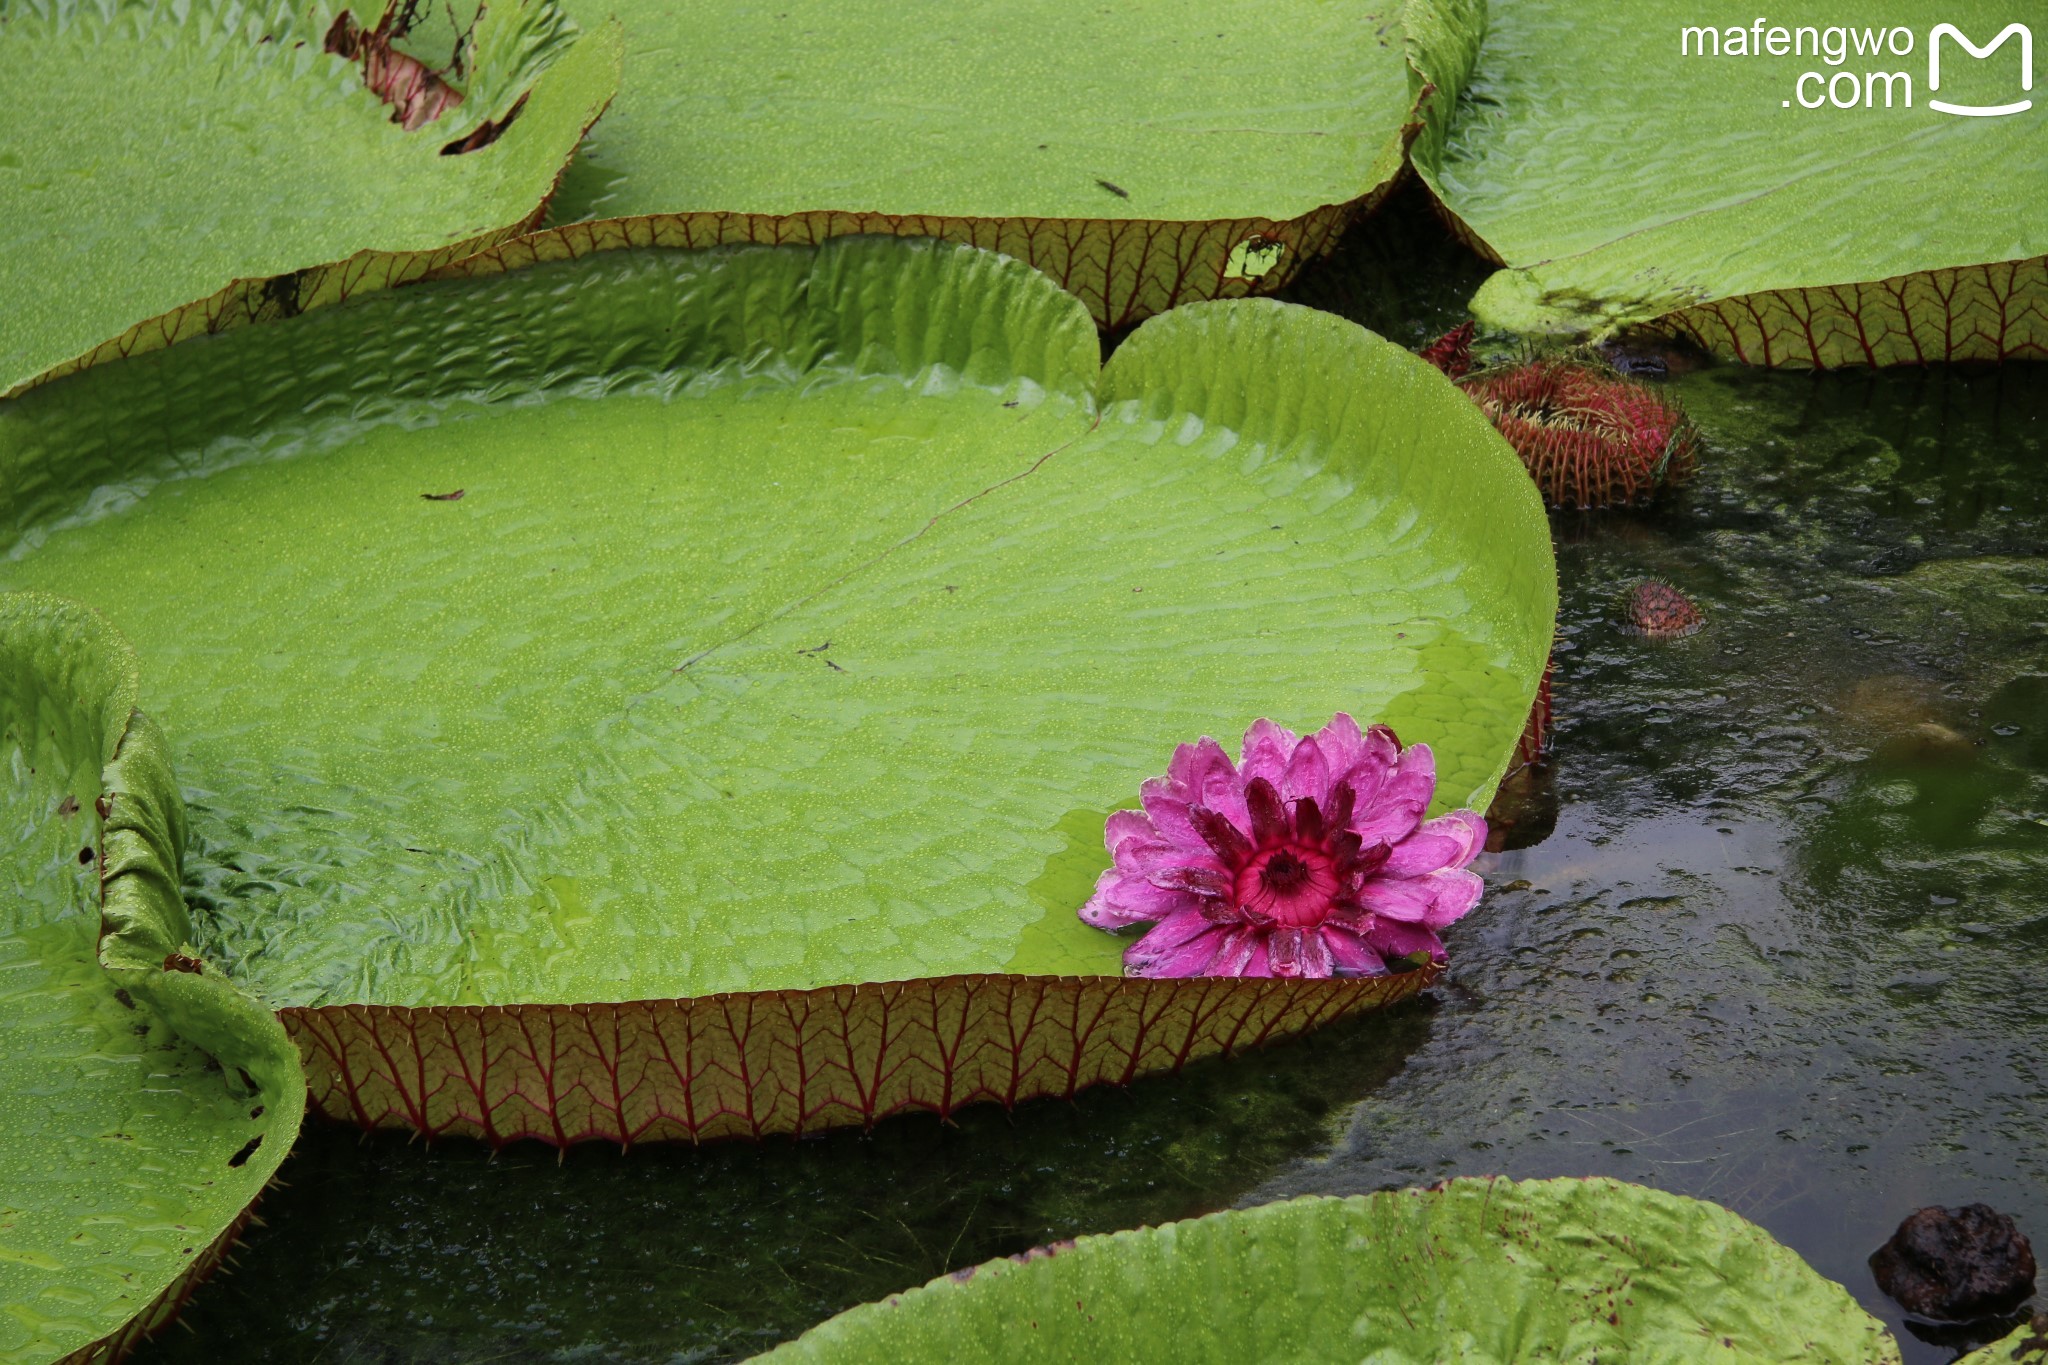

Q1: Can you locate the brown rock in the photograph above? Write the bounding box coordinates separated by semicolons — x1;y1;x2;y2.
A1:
1871;1204;2037;1321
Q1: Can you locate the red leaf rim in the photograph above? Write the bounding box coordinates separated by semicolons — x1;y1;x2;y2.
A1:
1655;256;2048;369
283;967;1435;1147
428;193;1383;337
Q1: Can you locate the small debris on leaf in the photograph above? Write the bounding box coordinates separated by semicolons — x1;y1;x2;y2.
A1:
56;795;78;816
163;953;205;974
1094;178;1130;199
421;489;466;501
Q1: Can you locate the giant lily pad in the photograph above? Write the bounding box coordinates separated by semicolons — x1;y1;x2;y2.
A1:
0;237;1553;1144
756;1178;1903;1363
445;0;1456;330
1413;0;2045;366
0;594;303;1364
0;0;621;397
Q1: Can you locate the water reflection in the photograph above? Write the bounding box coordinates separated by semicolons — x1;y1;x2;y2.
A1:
140;1005;1433;1363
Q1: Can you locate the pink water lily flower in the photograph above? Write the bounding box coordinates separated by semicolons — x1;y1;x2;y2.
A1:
1080;715;1486;979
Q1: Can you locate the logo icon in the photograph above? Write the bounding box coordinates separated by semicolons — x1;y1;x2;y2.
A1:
1928;22;2033;117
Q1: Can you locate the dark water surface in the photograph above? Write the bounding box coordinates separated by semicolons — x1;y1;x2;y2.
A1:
138;199;2048;1363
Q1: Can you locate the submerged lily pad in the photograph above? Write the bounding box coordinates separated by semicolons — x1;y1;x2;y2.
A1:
0;237;1552;1143
1414;0;2045;366
0;595;302;1364
450;0;1451;329
1961;1317;2048;1364
757;1178;1903;1363
0;0;620;396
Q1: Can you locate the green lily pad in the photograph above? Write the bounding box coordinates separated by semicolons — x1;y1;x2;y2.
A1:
0;237;1552;1142
1960;1317;2048;1364
1414;0;2046;366
0;0;620;397
452;0;1453;329
0;594;303;1365
755;1177;1903;1363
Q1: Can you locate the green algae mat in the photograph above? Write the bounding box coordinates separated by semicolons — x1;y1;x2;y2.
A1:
0;596;303;1365
0;0;620;397
0;238;1555;1155
761;1178;1905;1363
1414;0;2046;365
463;0;1443;329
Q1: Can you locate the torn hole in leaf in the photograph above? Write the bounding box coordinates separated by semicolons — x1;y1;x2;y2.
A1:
441;93;527;156
324;5;466;132
1225;234;1286;281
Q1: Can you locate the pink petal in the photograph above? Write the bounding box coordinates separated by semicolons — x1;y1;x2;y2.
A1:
1125;910;1232;978
1420;868;1485;929
1364;917;1447;964
1240;935;1272;977
1118;834;1227;883
1244;777;1289;846
1103;808;1158;856
1333;727;1403;814
1438;809;1488;867
1319;925;1389;977
1148;865;1229;897
1167;736;1241;805
1156;737;1250;836
1268;926;1333;979
1354;874;1438;923
1079;869;1196;929
1355;868;1486;929
1391;740;1437;791
1309;714;1367;781
1350;805;1426;850
1238;719;1298;786
1204;926;1266;977
1165;736;1229;789
1281;735;1330;807
1320;903;1374;934
1348;745;1437;846
1381;812;1485;877
1380;832;1463;878
1138;780;1218;860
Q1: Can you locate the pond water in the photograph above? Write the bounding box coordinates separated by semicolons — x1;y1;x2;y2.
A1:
135;193;2048;1364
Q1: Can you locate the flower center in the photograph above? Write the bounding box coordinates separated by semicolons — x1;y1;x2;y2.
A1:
1261;850;1312;895
1234;843;1341;928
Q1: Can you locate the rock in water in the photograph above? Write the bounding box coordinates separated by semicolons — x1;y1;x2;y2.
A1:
1871;1204;2037;1321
